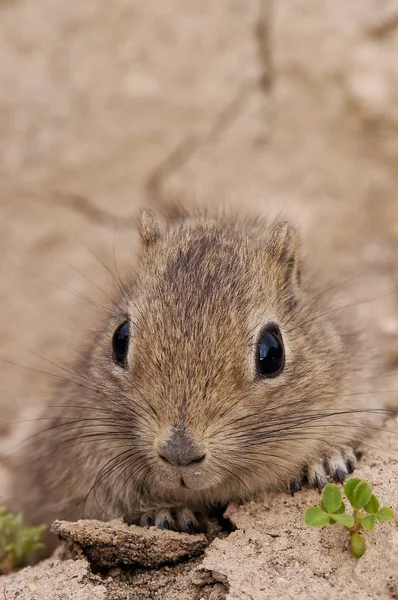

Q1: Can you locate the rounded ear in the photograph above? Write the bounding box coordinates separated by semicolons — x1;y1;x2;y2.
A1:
268;221;301;288
137;209;163;246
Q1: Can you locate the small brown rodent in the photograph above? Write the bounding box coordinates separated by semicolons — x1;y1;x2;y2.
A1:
9;202;383;535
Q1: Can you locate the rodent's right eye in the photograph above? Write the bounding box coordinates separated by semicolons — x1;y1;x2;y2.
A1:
112;320;130;367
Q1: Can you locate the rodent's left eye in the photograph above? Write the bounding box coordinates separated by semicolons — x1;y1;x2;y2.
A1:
112;320;130;367
256;326;285;378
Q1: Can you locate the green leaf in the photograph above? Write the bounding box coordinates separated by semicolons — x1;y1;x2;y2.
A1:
344;478;361;506
352;481;373;510
364;494;380;515
335;502;346;514
350;533;366;558
322;500;345;514
361;514;377;530
377;507;395;522
304;507;331;528
329;513;355;528
322;483;343;514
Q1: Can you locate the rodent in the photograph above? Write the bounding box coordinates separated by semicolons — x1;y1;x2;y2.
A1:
9;201;384;537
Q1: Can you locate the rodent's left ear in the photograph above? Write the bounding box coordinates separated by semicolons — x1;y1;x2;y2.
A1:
137;209;163;246
268;221;301;288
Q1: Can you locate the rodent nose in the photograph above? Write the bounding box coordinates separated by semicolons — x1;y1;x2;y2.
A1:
158;428;206;467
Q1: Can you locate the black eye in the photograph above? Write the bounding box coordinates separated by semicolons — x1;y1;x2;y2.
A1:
112;320;130;367
256;326;285;378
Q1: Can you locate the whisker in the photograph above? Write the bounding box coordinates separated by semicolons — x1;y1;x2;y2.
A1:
75;233;129;300
112;229;130;304
217;407;394;435
38;275;122;316
65;259;118;306
0;356;154;423
224;411;393;439
286;291;395;335
109;453;150;514
83;449;137;519
281;268;372;329
84;448;149;520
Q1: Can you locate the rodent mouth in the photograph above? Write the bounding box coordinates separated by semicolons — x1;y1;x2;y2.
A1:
180;477;188;489
156;467;212;492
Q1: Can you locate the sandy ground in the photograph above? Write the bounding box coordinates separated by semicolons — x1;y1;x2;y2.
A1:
198;416;398;600
1;420;397;600
1;0;398;598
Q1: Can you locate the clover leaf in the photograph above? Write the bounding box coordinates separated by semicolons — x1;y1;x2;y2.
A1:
304;477;395;558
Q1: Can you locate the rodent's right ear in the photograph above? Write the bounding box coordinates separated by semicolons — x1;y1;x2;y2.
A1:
137;209;163;246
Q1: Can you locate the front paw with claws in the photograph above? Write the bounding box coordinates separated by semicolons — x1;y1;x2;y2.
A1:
289;447;357;494
140;507;203;534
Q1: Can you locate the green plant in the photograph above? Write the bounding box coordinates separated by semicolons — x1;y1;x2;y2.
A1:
304;478;394;558
0;508;46;573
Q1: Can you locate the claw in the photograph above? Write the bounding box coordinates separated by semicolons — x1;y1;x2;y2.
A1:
304;447;357;493
289;480;302;496
183;519;201;534
346;456;356;474
141;507;203;534
155;509;177;531
315;474;328;492
333;467;347;483
158;518;176;530
140;514;154;527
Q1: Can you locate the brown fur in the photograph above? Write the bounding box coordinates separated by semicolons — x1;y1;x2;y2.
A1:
9;203;382;538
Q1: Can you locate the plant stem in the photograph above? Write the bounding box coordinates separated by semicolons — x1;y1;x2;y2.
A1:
345;510;362;534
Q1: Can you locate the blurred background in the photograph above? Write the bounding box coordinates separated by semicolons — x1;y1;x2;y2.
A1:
0;0;398;465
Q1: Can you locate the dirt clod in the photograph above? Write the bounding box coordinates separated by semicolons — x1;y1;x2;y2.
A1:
51;519;209;569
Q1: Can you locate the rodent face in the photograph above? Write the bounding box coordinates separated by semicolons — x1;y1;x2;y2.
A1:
90;215;344;504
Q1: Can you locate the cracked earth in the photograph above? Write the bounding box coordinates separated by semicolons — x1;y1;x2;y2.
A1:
1;0;398;598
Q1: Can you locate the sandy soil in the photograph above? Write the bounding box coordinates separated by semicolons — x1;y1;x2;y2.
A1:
197;416;398;600
1;420;397;600
1;0;398;598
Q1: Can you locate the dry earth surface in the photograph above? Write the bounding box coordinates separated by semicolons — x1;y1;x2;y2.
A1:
1;0;398;598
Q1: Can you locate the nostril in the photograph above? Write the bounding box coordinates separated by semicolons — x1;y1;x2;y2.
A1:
157;427;206;467
158;454;171;464
190;453;206;465
158;451;206;467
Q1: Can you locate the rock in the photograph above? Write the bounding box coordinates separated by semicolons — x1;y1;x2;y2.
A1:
51;518;208;569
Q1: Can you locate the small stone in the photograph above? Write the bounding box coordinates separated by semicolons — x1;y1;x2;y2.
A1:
191;568;216;586
209;583;228;600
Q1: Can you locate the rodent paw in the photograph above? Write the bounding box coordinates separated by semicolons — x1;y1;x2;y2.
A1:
140;507;202;534
307;448;357;491
290;448;357;494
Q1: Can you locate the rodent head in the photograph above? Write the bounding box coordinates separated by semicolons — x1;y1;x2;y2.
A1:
89;210;345;505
